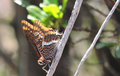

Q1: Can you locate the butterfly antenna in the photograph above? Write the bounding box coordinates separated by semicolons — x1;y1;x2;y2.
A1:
24;52;38;59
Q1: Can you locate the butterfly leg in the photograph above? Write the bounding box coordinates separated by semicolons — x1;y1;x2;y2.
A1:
48;63;50;69
42;63;51;73
42;64;48;73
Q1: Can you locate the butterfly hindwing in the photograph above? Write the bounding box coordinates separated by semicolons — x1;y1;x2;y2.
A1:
41;43;58;61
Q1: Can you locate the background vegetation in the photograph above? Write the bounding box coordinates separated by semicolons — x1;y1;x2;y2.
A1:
0;0;120;76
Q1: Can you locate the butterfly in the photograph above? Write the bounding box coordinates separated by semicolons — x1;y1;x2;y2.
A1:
21;20;62;72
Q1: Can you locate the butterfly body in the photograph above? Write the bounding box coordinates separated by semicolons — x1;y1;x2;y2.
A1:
21;20;62;70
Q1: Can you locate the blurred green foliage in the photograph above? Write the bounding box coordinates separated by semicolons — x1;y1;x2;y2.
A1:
96;40;120;58
15;0;68;28
115;44;120;58
96;42;117;49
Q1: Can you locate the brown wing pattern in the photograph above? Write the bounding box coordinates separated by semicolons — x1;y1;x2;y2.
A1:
33;20;53;35
32;20;44;55
21;20;62;66
41;43;58;61
21;20;41;58
33;20;58;60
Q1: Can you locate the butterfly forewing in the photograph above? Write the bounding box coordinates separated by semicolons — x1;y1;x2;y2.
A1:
33;20;53;34
32;20;45;55
21;20;41;58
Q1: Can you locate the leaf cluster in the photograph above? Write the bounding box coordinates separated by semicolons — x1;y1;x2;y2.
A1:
15;0;68;28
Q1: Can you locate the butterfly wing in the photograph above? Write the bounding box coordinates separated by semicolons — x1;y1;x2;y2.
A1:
33;20;54;53
32;20;62;64
41;31;62;63
33;20;44;53
21;20;41;58
33;20;57;64
41;43;58;61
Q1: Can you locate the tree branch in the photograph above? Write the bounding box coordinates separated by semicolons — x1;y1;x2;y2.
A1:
46;0;83;76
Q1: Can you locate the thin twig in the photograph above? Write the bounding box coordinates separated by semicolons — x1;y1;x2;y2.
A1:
74;0;120;76
73;34;116;44
73;38;90;44
83;2;107;17
46;0;83;76
73;28;115;32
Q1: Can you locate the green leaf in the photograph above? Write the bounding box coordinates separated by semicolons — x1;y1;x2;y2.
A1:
14;0;31;7
26;5;48;21
27;14;40;22
39;0;58;7
42;4;61;18
119;35;120;40
119;34;120;43
55;20;59;28
59;12;63;18
62;20;67;27
96;42;117;49
115;45;120;58
105;43;117;47
42;18;52;27
96;42;106;49
62;0;68;12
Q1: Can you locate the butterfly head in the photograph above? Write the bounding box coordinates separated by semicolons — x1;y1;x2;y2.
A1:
38;57;51;65
55;31;62;40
